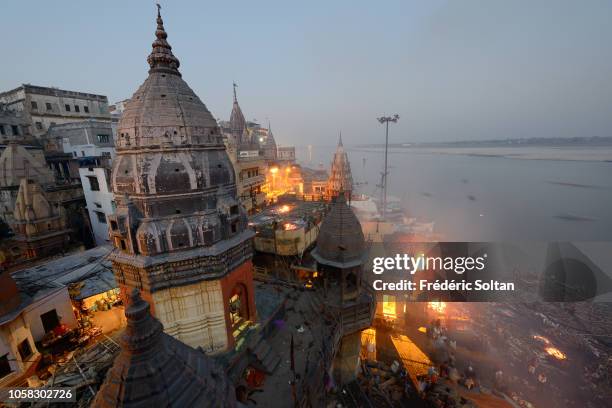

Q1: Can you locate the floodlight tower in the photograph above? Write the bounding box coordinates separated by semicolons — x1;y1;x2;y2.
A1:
377;114;400;220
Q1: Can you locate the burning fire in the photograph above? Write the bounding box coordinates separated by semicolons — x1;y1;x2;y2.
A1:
283;223;298;231
532;335;551;344
428;301;447;313
278;205;291;214
545;347;567;360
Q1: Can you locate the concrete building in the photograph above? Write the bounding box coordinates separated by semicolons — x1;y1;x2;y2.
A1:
0;269;77;387
47;121;116;246
0;84;110;139
107;9;256;354
12;245;122;335
78;161;114;246
0;103;33;145
276;145;296;162
47;120;115;160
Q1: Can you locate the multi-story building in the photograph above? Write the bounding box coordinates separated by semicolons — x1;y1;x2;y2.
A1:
47;120;115;159
0;269;77;387
221;85;267;214
0;84;110;139
276;145;296;162
46;121;116;245
0;104;32;144
107;10;256;354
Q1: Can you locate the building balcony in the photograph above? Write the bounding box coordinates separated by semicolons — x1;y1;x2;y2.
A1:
240;174;266;189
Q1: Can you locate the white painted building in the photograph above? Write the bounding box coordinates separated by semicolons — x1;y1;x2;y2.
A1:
0;281;77;386
79;166;114;245
47;121;116;246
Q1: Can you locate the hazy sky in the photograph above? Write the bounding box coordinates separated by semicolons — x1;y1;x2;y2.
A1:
2;0;612;145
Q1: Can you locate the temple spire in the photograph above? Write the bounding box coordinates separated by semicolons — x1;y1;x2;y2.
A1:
338;131;343;147
147;3;181;76
233;82;238;102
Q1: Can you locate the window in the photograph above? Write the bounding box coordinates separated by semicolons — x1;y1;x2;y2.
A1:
46;102;52;111
40;309;60;333
94;202;102;208
75;105;80;113
84;106;89;113
81;151;85;157
17;339;33;360
35;122;43;130
0;125;4;135
110;220;118;230
0;354;12;379
31;101;38;110
97;134;110;143
11;125;19;135
65;104;71;112
87;176;100;191
95;211;107;224
72;152;77;157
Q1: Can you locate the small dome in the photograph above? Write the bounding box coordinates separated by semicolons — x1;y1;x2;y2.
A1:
92;289;236;408
313;194;365;267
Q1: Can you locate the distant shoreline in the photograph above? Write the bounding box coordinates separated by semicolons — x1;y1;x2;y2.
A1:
348;146;612;163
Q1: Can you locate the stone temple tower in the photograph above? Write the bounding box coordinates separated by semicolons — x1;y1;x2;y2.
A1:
312;192;374;383
108;6;256;353
326;133;353;200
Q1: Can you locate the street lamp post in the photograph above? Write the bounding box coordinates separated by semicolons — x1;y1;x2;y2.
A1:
377;114;400;220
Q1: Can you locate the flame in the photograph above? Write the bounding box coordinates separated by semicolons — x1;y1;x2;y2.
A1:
533;335;551;345
428;301;447;313
418;326;427;333
278;205;291;214
545;347;566;360
283;223;298;231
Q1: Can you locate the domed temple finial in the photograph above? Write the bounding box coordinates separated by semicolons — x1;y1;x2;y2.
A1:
147;2;181;76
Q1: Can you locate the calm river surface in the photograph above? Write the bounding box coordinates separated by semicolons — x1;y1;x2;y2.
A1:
295;146;612;241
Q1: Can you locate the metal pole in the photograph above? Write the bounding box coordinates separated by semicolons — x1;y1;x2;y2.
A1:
383;120;389;220
377;115;399;221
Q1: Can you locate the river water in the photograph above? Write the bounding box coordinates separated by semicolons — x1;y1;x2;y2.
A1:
295;146;612;241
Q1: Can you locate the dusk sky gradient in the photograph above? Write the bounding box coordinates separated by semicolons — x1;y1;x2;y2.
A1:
2;0;611;146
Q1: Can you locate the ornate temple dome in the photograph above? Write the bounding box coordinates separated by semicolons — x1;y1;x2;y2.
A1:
312;193;365;268
109;5;248;257
229;83;247;141
92;289;236;408
12;179;62;234
327;134;353;199
0;142;54;188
